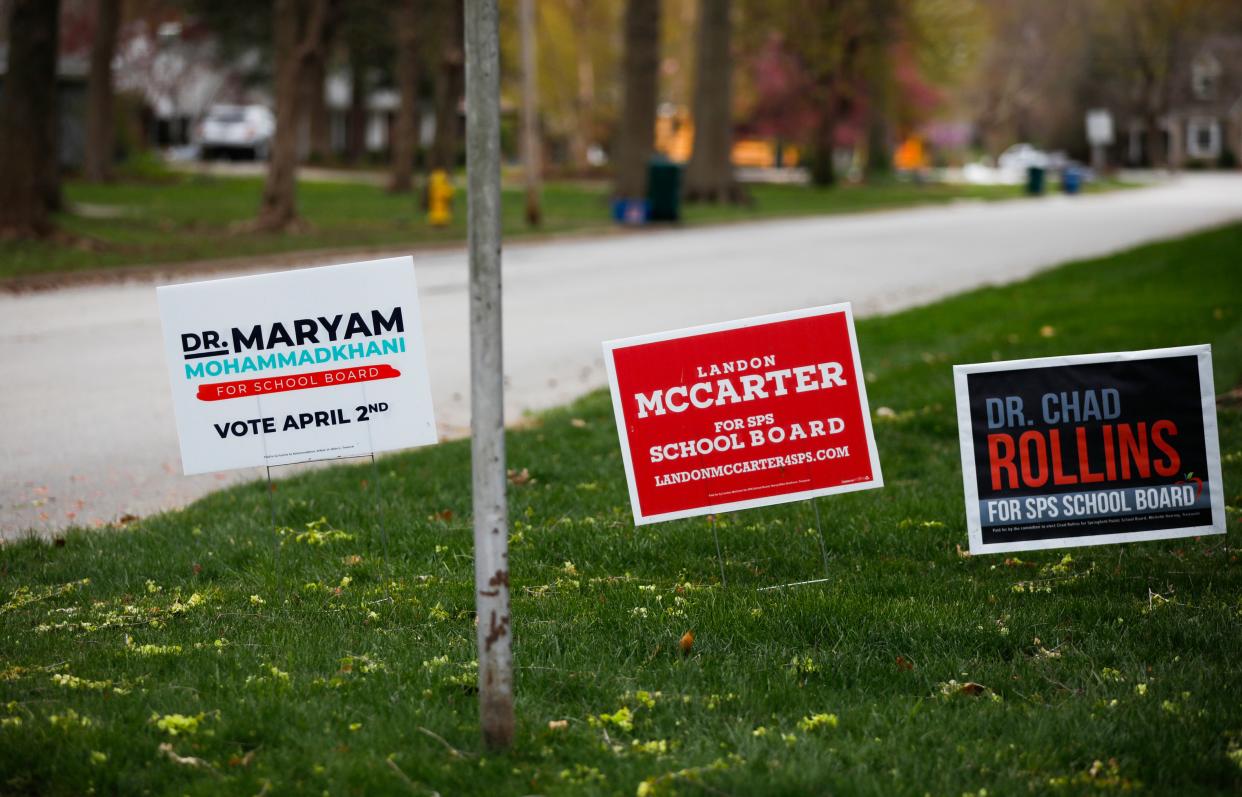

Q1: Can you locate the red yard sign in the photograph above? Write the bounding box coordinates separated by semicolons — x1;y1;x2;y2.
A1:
603;304;883;524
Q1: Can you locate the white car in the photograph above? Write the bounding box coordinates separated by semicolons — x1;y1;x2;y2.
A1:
198;104;275;161
997;143;1050;179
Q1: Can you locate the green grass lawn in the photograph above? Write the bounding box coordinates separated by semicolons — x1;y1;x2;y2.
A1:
0;175;1086;281
2;224;1240;795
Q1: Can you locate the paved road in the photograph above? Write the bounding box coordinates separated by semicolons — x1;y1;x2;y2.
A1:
4;173;1242;538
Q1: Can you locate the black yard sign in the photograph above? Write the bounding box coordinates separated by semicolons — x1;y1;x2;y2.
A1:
954;346;1225;554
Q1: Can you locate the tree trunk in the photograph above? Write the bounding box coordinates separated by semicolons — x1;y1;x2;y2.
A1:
346;50;367;164
300;48;328;163
863;0;894;181
308;61;331;162
614;0;660;199
684;0;742;203
570;0;594;172
388;0;419;192
519;0;540;226
429;0;464;172
864;92;892;177
43;13;63;213
257;0;330;232
810;99;837;188
1166;118;1184;170
1145;110;1165;169
303;5;335;165
0;0;59;238
85;0;120;182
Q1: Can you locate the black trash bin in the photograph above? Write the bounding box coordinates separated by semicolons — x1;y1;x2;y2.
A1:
1025;165;1046;196
647;158;683;222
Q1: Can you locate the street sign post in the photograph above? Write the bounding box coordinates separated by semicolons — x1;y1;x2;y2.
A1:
465;0;514;751
1086;108;1115;172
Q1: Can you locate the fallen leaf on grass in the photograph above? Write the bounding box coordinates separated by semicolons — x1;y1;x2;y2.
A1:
547;719;569;731
570;418;588;428
227;749;256;768
1032;645;1063;661
158;743;220;777
896;656;915;672
938;679;995;699
955;544;971;558
507;468;533;486
679;630;695;656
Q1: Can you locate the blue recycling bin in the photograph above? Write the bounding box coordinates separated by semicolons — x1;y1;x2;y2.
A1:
1061;166;1082;195
611;198;649;225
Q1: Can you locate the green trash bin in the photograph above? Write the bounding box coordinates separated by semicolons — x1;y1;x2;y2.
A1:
1026;165;1046;196
647;158;683;222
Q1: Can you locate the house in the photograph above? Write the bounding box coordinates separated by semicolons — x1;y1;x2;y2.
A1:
114;19;267;149
323;72;435;160
0;45;88;169
1125;34;1242;168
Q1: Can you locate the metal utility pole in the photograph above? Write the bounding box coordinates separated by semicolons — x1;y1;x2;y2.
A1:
520;0;541;226
465;0;514;750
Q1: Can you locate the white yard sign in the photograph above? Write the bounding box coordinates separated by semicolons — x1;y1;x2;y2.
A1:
157;256;437;475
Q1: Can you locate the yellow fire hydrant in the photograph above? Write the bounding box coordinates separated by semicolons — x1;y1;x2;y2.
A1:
427;169;454;227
